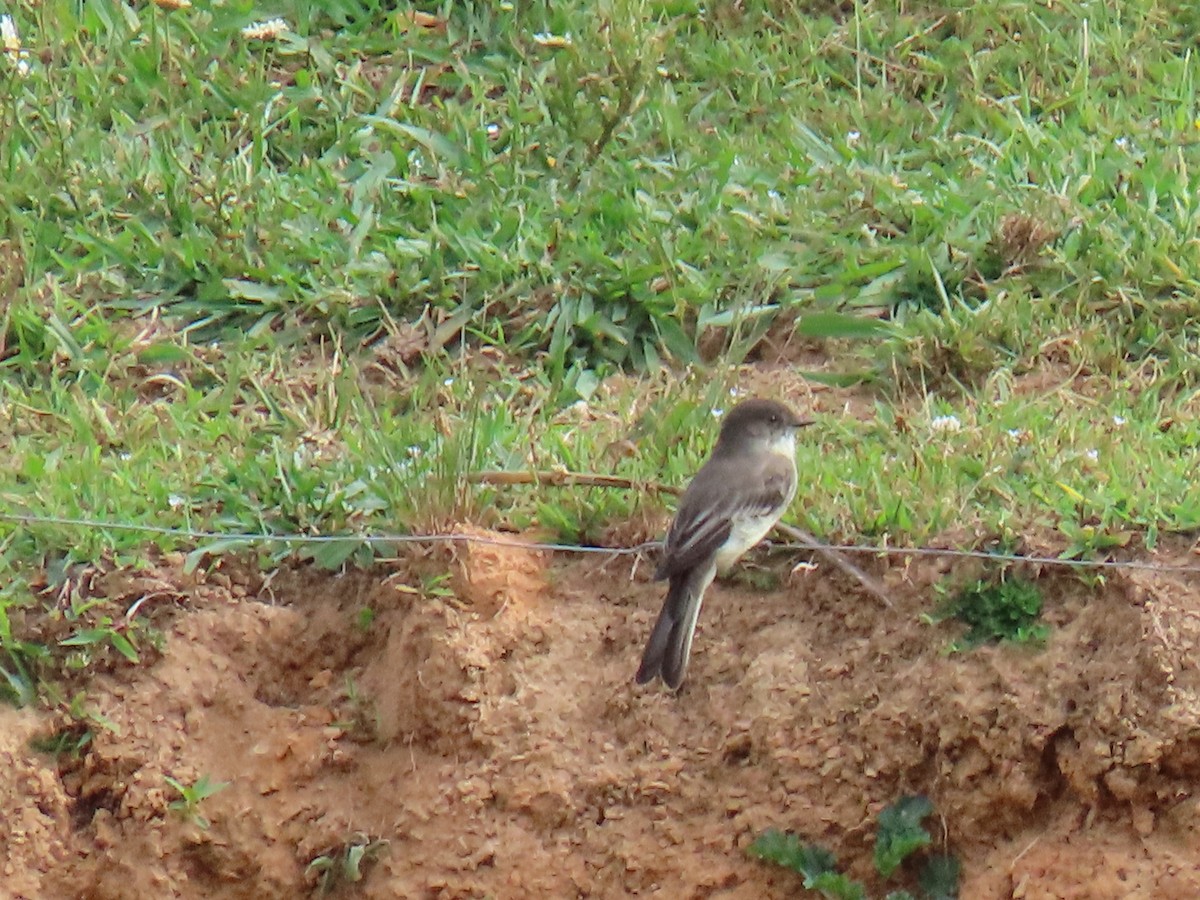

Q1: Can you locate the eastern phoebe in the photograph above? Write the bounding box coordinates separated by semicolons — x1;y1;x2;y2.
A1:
635;398;812;690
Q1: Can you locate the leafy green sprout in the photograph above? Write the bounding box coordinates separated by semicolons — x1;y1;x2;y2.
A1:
337;676;379;742
874;796;935;878
164;773;229;830
306;835;388;895
749;795;959;899
354;606;375;633
749;832;865;900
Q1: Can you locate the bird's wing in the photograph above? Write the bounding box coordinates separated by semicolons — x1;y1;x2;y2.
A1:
656;454;796;580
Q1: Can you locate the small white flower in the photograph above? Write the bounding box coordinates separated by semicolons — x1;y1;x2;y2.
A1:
655;65;670;77
1007;428;1024;439
1112;415;1126;426
406;445;423;458
1;14;30;77
241;18;289;41
442;377;454;386
847;130;861;144
532;31;572;48
930;415;962;433
768;189;782;200
1085;449;1099;461
712;407;725;418
1114;137;1128;149
485;123;500;137
168;494;185;509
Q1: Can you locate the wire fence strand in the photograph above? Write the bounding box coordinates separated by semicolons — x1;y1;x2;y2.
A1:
3;511;1200;575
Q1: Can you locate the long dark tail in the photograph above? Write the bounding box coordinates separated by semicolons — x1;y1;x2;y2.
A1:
635;566;712;690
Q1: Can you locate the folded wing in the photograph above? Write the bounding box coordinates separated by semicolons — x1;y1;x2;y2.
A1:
655;454;795;580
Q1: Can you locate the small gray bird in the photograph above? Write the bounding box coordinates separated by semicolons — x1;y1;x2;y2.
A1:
636;398;812;690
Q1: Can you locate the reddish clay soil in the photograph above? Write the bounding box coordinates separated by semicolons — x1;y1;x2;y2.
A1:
5;530;1200;899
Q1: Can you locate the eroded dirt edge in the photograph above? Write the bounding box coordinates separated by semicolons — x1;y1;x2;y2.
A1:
6;531;1200;898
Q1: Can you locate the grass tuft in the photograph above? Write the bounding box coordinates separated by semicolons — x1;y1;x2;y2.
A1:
936;576;1048;650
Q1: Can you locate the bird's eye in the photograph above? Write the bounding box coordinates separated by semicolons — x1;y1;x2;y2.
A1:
769;413;778;423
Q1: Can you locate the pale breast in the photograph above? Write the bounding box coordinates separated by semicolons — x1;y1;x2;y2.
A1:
715;438;798;573
714;509;785;573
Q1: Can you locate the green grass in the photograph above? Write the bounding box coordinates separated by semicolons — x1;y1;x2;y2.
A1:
5;1;1200;377
3;0;1200;691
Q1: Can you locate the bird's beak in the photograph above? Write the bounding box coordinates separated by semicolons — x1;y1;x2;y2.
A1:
793;416;817;430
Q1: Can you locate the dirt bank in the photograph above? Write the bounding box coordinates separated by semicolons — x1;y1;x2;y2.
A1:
7;533;1200;898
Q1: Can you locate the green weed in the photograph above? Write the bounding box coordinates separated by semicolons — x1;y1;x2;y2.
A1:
750;795;959;899
164;773;229;830
935;577;1048;651
306;834;388;895
29;721;92;757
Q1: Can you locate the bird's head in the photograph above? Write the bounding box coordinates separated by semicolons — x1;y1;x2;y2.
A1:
715;398;813;452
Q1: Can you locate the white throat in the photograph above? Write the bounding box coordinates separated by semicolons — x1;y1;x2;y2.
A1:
766;430;797;457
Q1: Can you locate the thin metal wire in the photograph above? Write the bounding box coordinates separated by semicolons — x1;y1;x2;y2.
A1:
0;512;655;555
1;511;1199;574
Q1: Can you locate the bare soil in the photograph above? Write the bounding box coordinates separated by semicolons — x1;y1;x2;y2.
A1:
6;530;1200;899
